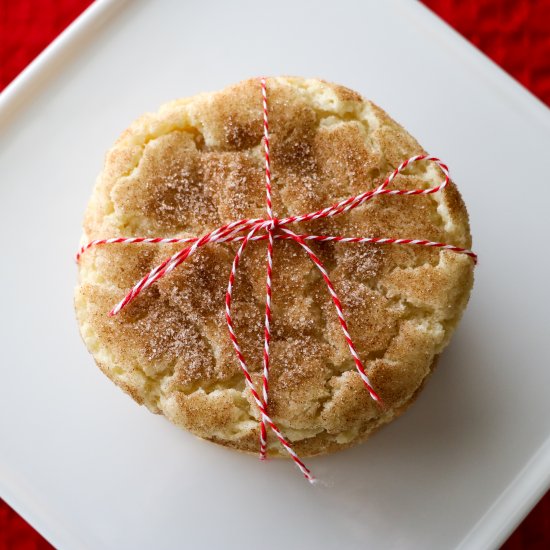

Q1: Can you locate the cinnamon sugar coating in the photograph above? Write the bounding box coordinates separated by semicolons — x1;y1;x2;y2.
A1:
75;77;473;457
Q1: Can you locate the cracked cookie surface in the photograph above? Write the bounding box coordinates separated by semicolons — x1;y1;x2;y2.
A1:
75;77;474;457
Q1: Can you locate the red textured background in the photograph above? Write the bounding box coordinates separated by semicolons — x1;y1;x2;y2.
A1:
0;1;548;548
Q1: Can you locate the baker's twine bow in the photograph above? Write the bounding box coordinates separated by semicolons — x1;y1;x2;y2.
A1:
76;78;477;483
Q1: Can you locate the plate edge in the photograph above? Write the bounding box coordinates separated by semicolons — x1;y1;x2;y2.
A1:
0;0;127;126
456;437;550;550
400;0;550;128
0;2;128;548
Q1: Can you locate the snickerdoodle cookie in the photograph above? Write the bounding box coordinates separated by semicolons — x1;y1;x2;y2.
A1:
75;77;474;458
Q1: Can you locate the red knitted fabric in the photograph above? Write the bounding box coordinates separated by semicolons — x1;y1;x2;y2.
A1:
423;0;550;106
0;0;548;548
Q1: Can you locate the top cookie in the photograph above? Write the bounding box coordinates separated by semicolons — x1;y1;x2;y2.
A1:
75;77;474;458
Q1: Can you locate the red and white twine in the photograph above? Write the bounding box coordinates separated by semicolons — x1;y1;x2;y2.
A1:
76;78;477;482
259;77;274;460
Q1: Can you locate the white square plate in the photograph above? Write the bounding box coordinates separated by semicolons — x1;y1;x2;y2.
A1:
1;1;549;548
